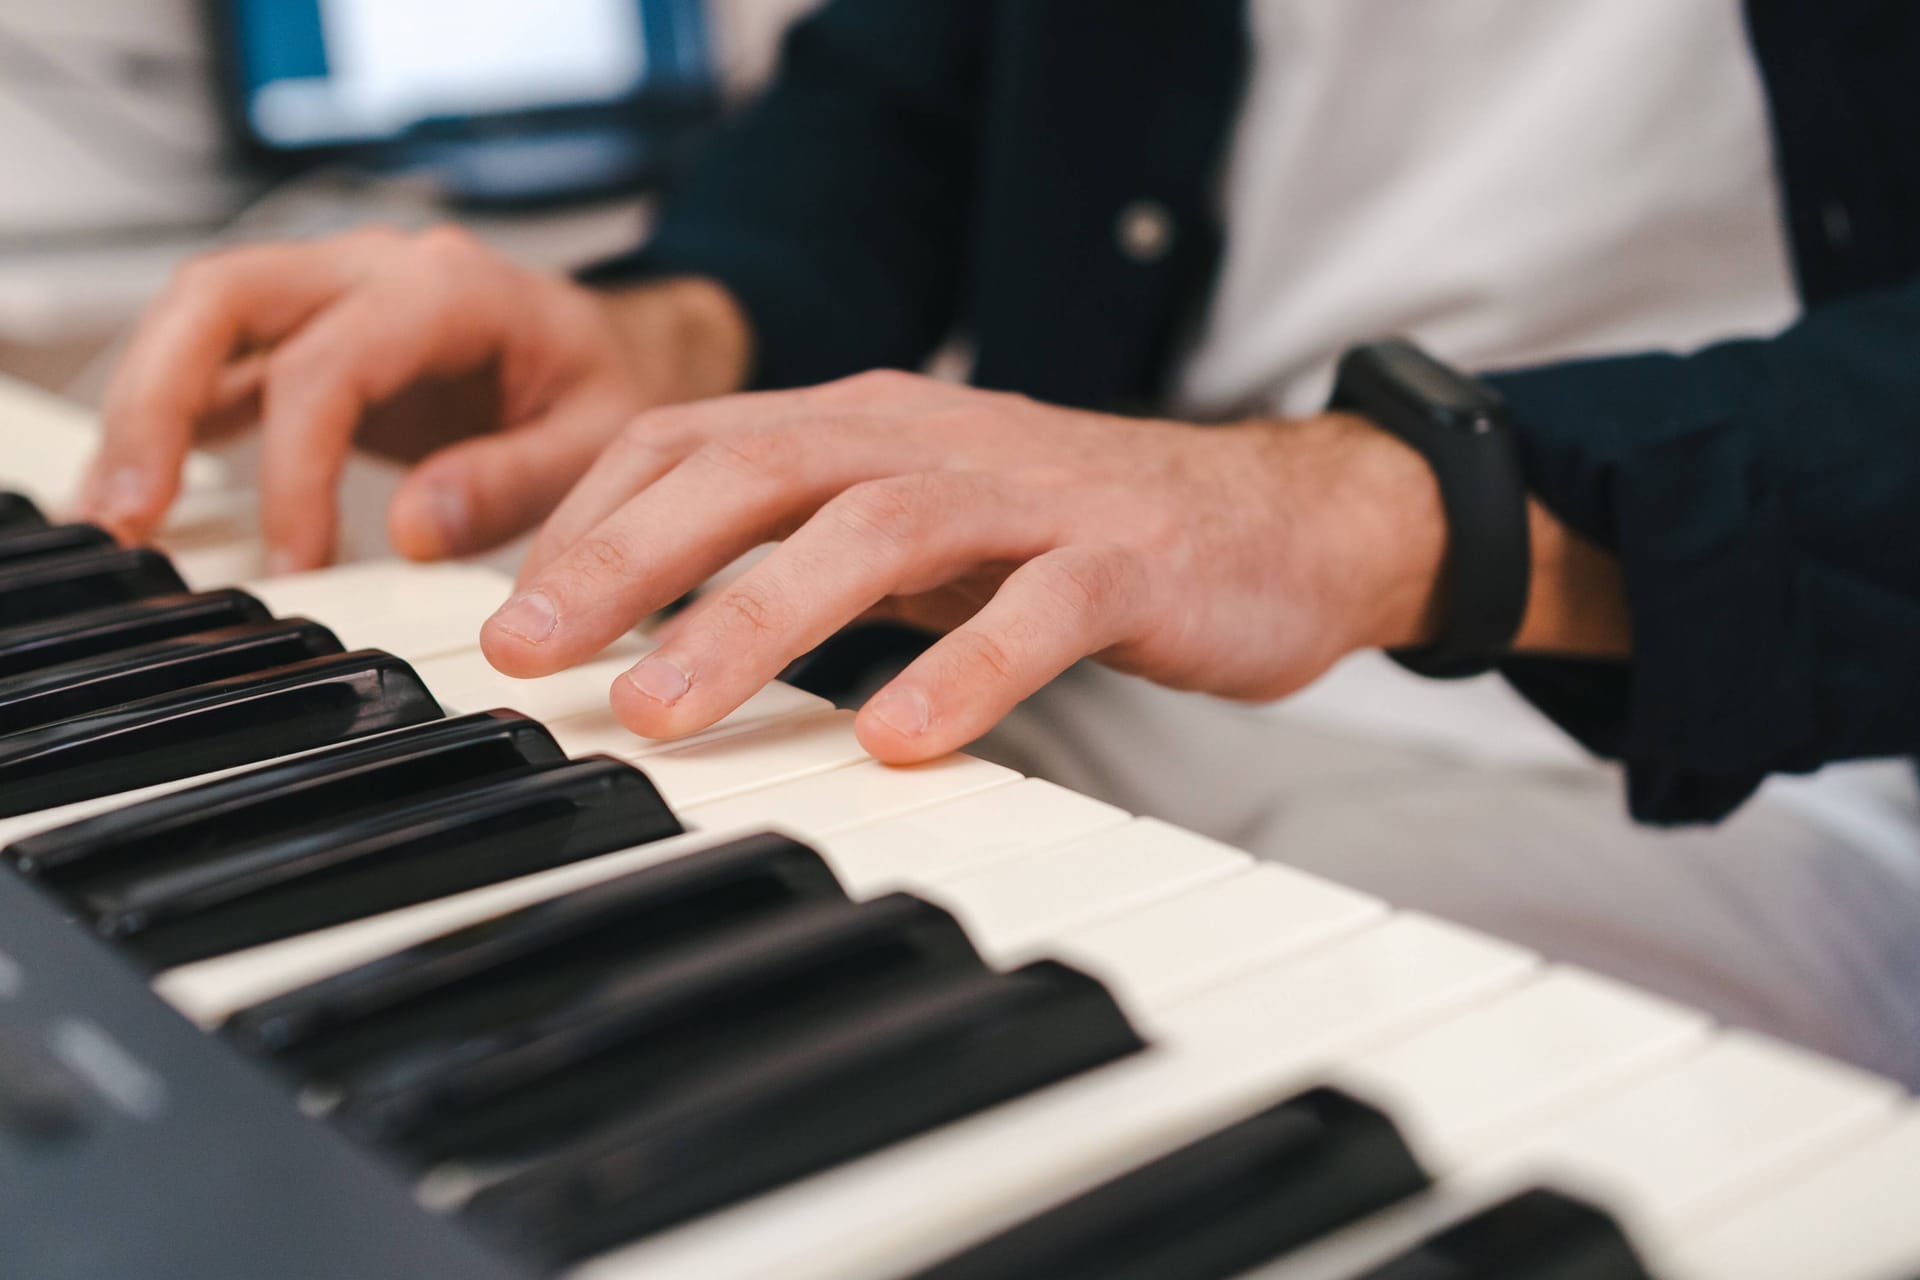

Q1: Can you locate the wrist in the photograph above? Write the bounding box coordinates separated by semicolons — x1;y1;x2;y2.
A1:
1337;413;1450;653
1251;412;1448;654
597;276;754;404
1513;503;1632;656
1303;412;1629;660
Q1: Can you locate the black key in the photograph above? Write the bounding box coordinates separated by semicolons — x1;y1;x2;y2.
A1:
0;590;272;680
80;756;682;968
0;548;186;628
328;893;987;1165
466;959;1145;1263
913;1088;1431;1280
0;619;342;737
0;492;46;531
1357;1188;1655;1280
8;711;563;885
0;523;115;568
227;831;846;1078
0;650;441;818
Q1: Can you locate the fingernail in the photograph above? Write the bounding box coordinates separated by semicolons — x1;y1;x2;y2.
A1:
424;483;469;554
625;654;690;706
266;548;302;577
869;685;930;737
491;591;557;644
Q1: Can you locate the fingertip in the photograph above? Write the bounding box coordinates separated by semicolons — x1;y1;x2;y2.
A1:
480;589;561;677
388;472;469;561
261;525;332;577
607;669;679;740
76;463;166;538
856;684;944;764
478;624;541;678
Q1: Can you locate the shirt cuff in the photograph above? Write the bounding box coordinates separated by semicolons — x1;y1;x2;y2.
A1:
1484;350;1816;824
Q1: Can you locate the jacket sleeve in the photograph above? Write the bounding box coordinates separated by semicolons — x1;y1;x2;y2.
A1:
1483;278;1920;824
588;0;989;389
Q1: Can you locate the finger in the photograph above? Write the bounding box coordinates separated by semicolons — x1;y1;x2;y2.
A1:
254;253;514;570
606;472;1055;739
196;355;269;443
516;392;796;585
84;234;391;538
864;576;1010;634
490;415;924;675
387;392;629;559
855;545;1148;763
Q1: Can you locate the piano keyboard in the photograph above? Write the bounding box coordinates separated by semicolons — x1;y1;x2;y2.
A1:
1;385;1917;1280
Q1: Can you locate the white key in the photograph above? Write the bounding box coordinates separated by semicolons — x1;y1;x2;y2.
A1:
683;756;1020;848
158;489;267;588
412;643;652;721
1329;967;1714;1171
1047;863;1386;1016
171;540;272;592
913;819;1250;964
0;373;226;507
1660;1108;1920;1280
246;560;515;662
574;915;1535;1280
812;778;1131;893
1263;1030;1906;1280
1468;1031;1903;1238
541;682;831;760
638;711;874;808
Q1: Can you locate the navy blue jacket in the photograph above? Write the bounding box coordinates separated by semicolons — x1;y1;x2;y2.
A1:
604;0;1920;824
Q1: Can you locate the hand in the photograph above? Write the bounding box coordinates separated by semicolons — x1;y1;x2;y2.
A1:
79;225;750;571
481;371;1458;763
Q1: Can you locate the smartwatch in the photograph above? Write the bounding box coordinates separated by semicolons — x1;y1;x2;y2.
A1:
1327;339;1529;678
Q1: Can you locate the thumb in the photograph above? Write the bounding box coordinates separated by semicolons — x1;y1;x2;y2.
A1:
387;395;630;560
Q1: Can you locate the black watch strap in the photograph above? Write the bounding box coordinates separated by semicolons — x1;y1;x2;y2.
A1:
1328;339;1530;679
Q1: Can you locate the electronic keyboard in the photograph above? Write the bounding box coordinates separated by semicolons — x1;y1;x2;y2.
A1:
1;380;1916;1280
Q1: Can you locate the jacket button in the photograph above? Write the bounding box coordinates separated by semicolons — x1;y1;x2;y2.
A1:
1115;200;1176;263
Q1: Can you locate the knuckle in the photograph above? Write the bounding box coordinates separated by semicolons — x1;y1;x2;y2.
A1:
571;532;638;583
261;341;318;392
412;222;484;262
694;431;787;481
167;251;236;301
262;332;343;398
711;582;787;638
829;476;930;548
831;368;920;399
620;406;701;458
952;628;1022;685
344;223;406;249
1029;547;1125;621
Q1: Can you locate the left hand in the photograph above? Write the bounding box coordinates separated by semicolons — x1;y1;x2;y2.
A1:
482;369;1447;763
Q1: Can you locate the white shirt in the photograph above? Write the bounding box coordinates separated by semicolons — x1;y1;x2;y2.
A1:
1177;0;1920;872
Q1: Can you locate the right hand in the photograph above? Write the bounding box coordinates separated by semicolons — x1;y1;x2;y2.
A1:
79;225;750;572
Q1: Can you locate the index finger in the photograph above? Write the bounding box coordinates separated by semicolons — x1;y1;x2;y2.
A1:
82;234;392;540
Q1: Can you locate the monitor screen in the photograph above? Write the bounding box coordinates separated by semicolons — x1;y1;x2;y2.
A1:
226;0;704;151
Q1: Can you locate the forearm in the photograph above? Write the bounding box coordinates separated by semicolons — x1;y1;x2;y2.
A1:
1514;503;1631;657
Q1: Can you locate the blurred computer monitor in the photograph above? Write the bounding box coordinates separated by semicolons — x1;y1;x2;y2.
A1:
212;0;717;206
